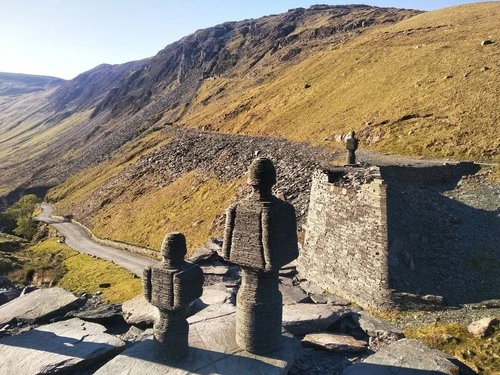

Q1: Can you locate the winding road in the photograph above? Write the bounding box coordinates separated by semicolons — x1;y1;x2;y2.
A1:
36;204;157;276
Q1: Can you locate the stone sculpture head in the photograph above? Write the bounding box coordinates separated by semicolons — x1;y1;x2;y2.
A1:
247;157;276;197
160;232;187;267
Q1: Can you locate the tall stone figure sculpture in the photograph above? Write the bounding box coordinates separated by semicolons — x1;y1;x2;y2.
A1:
143;232;203;362
223;157;299;354
346;130;359;165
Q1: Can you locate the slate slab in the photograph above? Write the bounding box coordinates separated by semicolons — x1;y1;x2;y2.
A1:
94;313;300;375
0;287;80;325
282;303;348;336
0;318;125;374
344;339;459;375
302;332;367;353
279;284;310;305
122;294;160;326
351;311;403;338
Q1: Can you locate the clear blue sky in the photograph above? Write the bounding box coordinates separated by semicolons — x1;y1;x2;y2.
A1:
0;0;490;79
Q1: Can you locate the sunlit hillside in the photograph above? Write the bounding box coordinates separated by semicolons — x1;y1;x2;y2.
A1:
36;3;499;254
181;2;499;161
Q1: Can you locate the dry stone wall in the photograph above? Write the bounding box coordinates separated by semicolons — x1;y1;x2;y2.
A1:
297;167;392;310
298;162;496;310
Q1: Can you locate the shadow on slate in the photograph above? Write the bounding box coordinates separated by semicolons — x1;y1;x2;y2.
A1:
380;162;499;305
118;337;289;374
0;329;118;358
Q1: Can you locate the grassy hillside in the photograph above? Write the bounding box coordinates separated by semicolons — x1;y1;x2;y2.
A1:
46;3;500;255
181;2;499;162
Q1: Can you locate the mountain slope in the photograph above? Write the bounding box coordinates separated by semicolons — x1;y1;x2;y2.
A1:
0;2;499;242
180;2;499;161
0;5;420;199
0;72;63;96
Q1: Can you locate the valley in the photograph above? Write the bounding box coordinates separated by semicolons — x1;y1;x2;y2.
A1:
0;3;498;373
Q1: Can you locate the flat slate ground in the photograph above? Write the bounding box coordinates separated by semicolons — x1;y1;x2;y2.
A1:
95;311;301;375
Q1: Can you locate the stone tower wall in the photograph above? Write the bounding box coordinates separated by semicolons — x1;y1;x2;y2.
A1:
297;168;392;310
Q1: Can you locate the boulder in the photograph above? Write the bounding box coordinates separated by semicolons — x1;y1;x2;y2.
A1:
122;294;159;326
467;317;498;338
0;318;125;374
344;339;459;374
94;313;300;375
302;332;367;353
282;303;348;336
0;287;81;325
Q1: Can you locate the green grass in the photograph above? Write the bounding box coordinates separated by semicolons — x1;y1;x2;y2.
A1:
405;323;500;375
6;237;141;304
59;254;141;304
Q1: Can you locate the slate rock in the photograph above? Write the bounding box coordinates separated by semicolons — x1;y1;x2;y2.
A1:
299;280;325;295
280;284;310;305
122;294;159;326
344;339;459;374
0;289;20;306
0;318;125;375
0;287;81;325
310;292;350;306
95;313;300;375
282;303;348;336
69;304;124;325
302;332;367;353
467;317;498;338
350;311;403;338
121;326;153;342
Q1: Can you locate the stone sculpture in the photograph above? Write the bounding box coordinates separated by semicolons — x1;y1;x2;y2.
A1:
223;157;299;354
346;130;359;165
143;232;203;362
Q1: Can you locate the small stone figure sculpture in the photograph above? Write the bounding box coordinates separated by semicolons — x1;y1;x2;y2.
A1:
346;130;359;165
143;232;203;362
223;157;299;354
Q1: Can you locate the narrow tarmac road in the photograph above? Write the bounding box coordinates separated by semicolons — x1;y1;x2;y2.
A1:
36;204;157;276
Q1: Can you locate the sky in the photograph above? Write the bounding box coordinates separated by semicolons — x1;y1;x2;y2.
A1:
0;0;492;79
